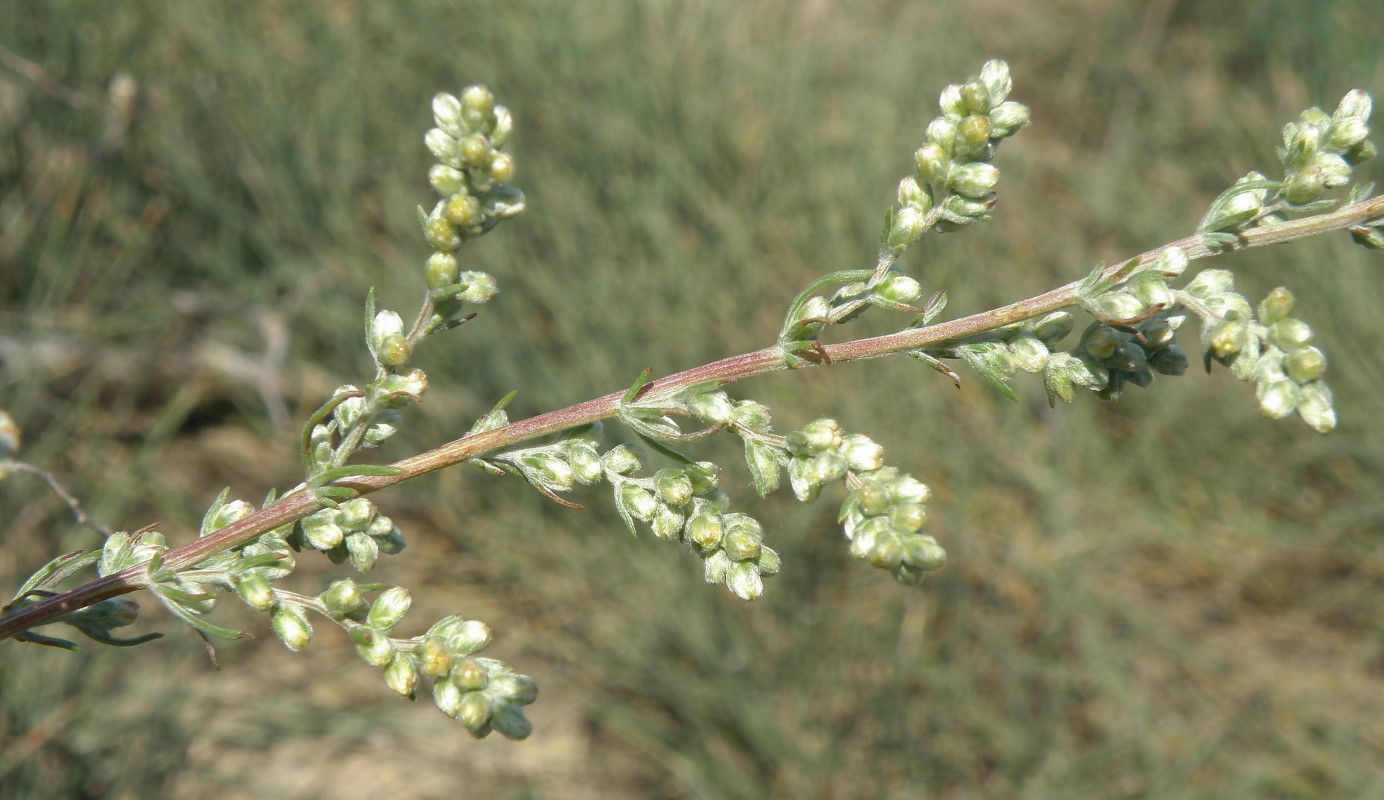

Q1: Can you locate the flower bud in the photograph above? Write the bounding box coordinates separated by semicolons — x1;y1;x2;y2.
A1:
687;461;720;495
914;142;950;185
1107;341;1148;373
886;204;928;251
1296;380;1336;433
1257;379;1298;418
427;164;467;197
684;388;734;424
1080;323;1124;360
1257;287;1295;325
451;657;490;691
460;85;495;123
237;575;276;611
367;586;412;632
957;114;992;152
902;535;946;571
349;624;394;666
876;273;922;305
432;92;464;134
384;653;419;698
457;691;492;736
799;418;843;453
1268;318;1313;350
961;78;991;115
979;60;1012;106
1311;153;1352;188
926;118;958;154
687;512;724;550
1183;268;1235;299
889;475;932;505
302;513;345;550
938;83;965;118
841;433;885;472
320;579;365;619
601;443;642;475
949;162;1000;198
654;469;694;507
1091;291;1145;322
271;605;313;651
1283;345;1326;382
1336;89;1372;122
1284;166;1325;205
443;193;483;227
566;441;604;483
897;174;930;209
1007;332;1050;373
1209;318;1248;357
492;703;534;741
424;216;462;251
433;676;463;718
890;503;928;533
1149;344;1189;376
651;505;684;540
1030;311;1075;345
726;561;764;601
425;128;458;164
620;484;657;521
377;335;412;368
420;637;452;677
458;134;490;167
489;151;516;183
988;101;1030;137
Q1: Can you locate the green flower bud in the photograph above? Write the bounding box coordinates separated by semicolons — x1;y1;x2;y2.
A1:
876;273;923;305
420;637;451;677
687;512;724;550
1107;341;1148;373
1007;332;1050;373
271;605;313;651
377;334;412;368
868;533;905;570
1283;345;1327;382
620;483;658;521
979;60;1012;105
443;193;483;227
1091;291;1144;322
889;475;932;506
1335;89;1372;122
1268;318;1313;350
566;441;604;483
425;128;458;164
1209;318;1249;357
425;253;461;292
427;164;467;197
1080;323;1124;360
654;469;694;507
841;433;885;472
350;624;394;666
684;388;734;424
432;92;465;136
1258;287;1295;325
601;443;643;475
757;546;782;575
800;418;844;453
926;117;958;154
854;478;892;516
428;616;492;655
460;85;495;124
492;703;534;741
1130;275;1173;311
902;534;946;571
367;586;412;632
1137;318;1175;351
302;513;345;550
491;673;539;706
237;575;276;611
938;83;966;118
1203;184;1264;232
489;151;516;183
723;527;763;562
424;215;462;251
808;452;849;487
457;691;492;737
433;676;463;718
1257;379;1298;418
1344;138;1376;166
320;579;365;620
451;657;490;691
957;114;992;152
886;204;928;251
1031;311;1075;346
914;142;950;185
950;162;1000;198
1149;344;1189;376
961;79;992;115
1296;380;1336;433
1284;167;1325;205
890;503;928;533
336;498;374;531
987;101;1030;137
1183;268;1235;299
384;653;419;699
1311;153;1352;188
850;517;889;560
897;174;929;208
651;505;684;540
732;400;773;432
345;531;379;572
726;561;764;601
687;462;720;495
458;133;490;167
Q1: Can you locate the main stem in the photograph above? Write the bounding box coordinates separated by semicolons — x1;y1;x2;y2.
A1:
3;194;1380;641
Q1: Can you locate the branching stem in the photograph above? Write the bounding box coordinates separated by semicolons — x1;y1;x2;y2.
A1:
2;193;1380;642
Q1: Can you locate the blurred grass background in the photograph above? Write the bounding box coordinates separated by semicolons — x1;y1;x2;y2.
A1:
2;1;1383;797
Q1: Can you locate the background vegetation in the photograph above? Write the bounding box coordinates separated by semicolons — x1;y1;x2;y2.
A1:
2;1;1382;797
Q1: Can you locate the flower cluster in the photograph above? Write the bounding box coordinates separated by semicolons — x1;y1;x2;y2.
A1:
886;59;1031;251
294;497;405;571
1200;89;1373;239
1072;314;1190;401
423;86;524;250
1181;273;1335;432
420;616;537;740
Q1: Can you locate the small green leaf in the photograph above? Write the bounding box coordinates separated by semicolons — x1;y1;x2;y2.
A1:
957;341;1020;402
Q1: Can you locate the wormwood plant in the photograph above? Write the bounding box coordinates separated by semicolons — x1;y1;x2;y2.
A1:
2;62;1381;740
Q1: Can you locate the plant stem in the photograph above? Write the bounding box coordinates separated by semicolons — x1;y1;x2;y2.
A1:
2;193;1380;642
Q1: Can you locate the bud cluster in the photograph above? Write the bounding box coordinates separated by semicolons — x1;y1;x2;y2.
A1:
295;497;406;571
1072;314;1190;401
1200;89;1374;238
839;467;943;586
1181;274;1335;432
420;615;537;739
886;59;1031;251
